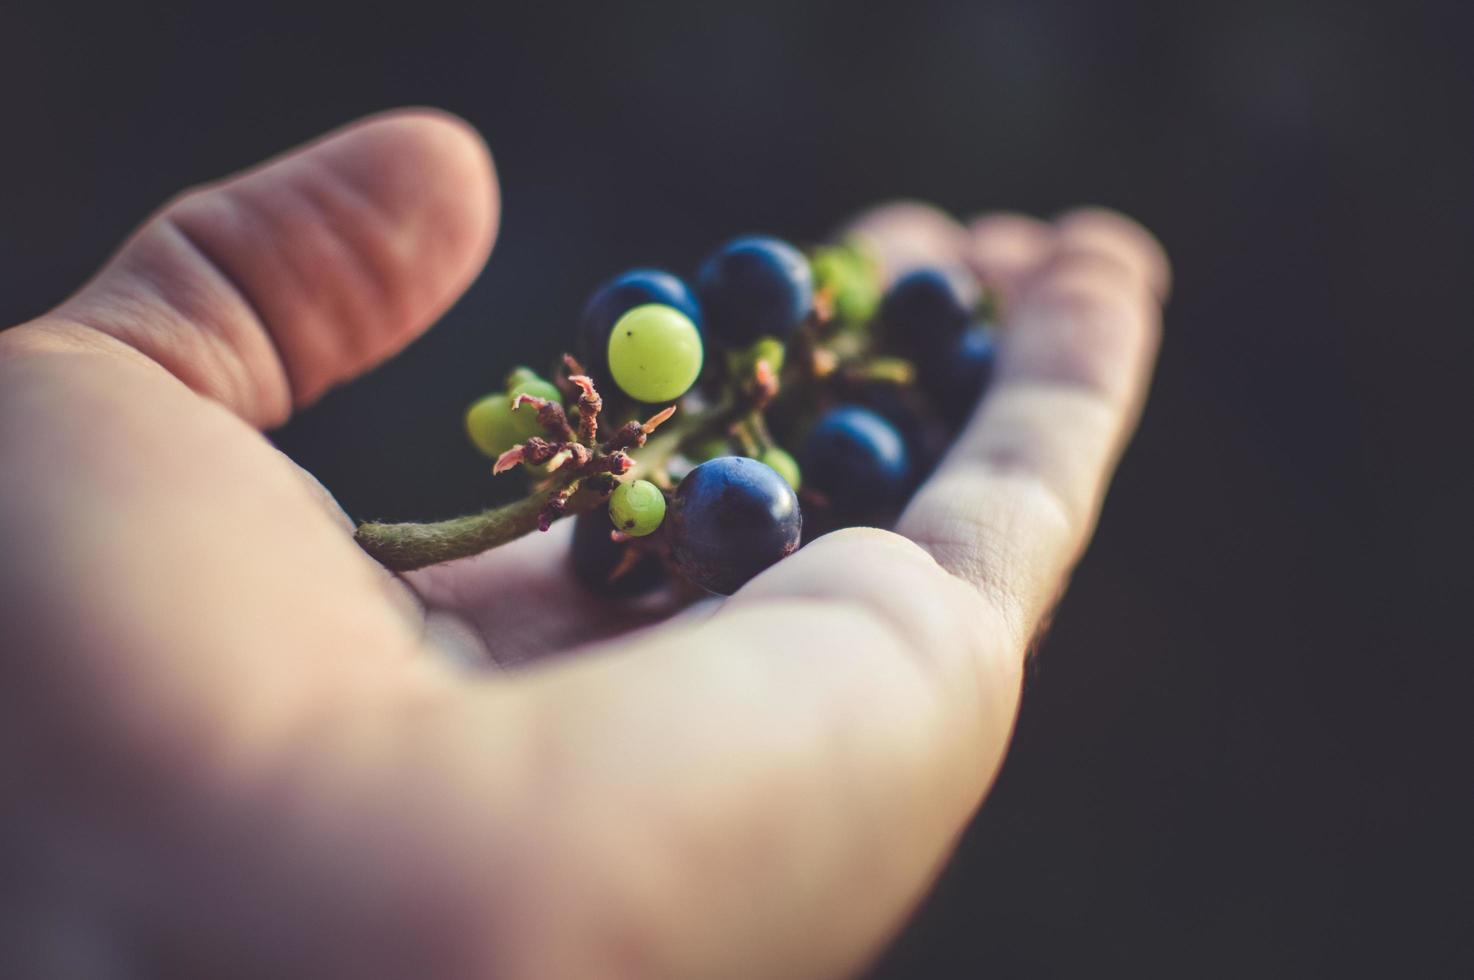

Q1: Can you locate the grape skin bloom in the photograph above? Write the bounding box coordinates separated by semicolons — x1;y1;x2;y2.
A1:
667;456;802;595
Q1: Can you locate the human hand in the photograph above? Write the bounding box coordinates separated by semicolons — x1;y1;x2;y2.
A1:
0;110;1167;978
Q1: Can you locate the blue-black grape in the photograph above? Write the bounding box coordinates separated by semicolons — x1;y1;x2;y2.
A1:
926;323;997;426
667;456;802;595
578;269;701;378
570;511;664;598
878;265;978;357
696;236;813;346
803;405;913;517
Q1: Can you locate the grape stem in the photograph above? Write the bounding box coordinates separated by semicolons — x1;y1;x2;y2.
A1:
354;396;735;572
354;486;608;572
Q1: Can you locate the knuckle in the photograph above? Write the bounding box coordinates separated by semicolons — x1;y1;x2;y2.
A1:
1054;206;1172;299
784;527;996;678
1032;248;1143;311
965;212;1054;285
904;470;1071;640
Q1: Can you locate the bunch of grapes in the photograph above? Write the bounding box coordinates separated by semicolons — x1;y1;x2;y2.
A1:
356;217;998;599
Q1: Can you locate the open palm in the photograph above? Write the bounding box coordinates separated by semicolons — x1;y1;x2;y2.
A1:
0;111;1166;978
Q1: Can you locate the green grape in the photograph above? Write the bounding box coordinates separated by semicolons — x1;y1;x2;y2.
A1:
759;446;802;491
688;435;734;463
608;479;667;536
465;395;524;459
466;369;562;459
607;304;703;403
811;243;881;326
506;367;563;405
727;336;786;379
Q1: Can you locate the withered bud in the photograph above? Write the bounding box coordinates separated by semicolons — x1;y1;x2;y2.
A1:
554;353;590;403
512;394;575;442
565;443;593;468
570;375;602;444
584;473;620;496
586;451;633;476
603;420;646;452
537;482;579;532
520;437;562;465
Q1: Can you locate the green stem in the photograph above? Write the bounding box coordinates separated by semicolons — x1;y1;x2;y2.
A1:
355;485;606;572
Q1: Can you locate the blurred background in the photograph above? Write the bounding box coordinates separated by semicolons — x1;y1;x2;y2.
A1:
3;1;1468;976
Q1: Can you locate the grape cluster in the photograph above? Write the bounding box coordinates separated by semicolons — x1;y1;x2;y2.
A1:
458;226;998;598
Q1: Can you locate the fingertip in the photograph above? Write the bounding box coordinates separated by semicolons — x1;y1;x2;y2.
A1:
1053;206;1171;302
964;212;1054;299
841;200;970;281
1006;247;1159;405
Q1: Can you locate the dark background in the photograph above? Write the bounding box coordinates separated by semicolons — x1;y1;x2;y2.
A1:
3;1;1469;976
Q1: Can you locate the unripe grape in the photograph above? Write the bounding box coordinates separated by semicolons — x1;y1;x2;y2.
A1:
810;243;881;325
688;435;735;463
578;269;701;380
758;446;801;491
466;368;563;459
608;479;667;537
728;336;786;379
841;201;969;283
465;395;524;459
607;304;704;403
506;367;563;405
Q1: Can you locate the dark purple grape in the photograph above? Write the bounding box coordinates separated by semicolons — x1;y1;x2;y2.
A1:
803;405;913;519
578;269;701;379
570;511;664;598
926;323;998;426
851;383;950;481
696;236;813;346
667;456;802;595
878;265;978;357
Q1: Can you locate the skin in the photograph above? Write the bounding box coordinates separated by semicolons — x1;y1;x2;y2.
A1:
0;110;1168;979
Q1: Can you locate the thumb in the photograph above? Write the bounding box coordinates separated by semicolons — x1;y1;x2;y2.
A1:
24;108;497;427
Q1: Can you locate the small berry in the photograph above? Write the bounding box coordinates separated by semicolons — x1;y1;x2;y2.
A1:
506;367;564;405
608;479;667;537
607;304;704;404
841;202;969;280
465;368;565;460
697;236;813;346
758;446;802;491
687;435;735;463
578;269;702;379
927;324;997;425
570;511;664;597
667;456;802;595
879;266;978;357
727;335;786;380
465;394;539;459
810;243;881;325
803;405;912;516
